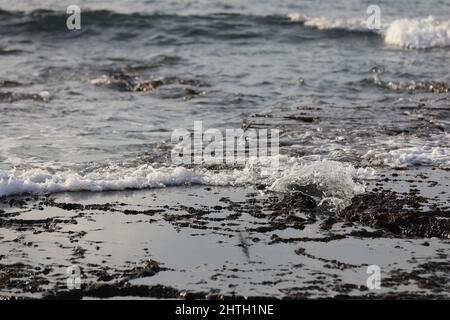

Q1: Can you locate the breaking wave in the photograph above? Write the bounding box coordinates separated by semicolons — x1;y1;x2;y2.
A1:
384;16;450;49
0;156;373;208
288;13;371;33
288;14;450;49
1;8;449;49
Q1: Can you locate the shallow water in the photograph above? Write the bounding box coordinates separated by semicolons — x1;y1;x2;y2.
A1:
0;0;449;201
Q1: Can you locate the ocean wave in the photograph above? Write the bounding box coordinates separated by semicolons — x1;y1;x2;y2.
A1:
0;9;176;33
288;14;450;49
2;8;449;49
0;9;287;34
0;157;372;208
287;13;372;33
384;16;450;49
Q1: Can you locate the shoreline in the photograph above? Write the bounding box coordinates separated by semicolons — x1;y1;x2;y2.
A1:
1;167;448;299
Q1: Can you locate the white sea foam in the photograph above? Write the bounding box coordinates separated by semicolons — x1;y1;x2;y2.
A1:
362;132;450;168
364;146;450;168
0;165;202;198
89;75;111;85
288;14;450;49
287;13;370;32
0;157;372;208
384;16;450;49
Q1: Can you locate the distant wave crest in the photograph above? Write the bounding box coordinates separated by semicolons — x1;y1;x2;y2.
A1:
2;8;449;49
384;16;450;49
288;13;450;49
288;13;372;33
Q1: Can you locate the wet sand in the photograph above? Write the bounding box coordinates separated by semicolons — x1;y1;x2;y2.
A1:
0;167;448;299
